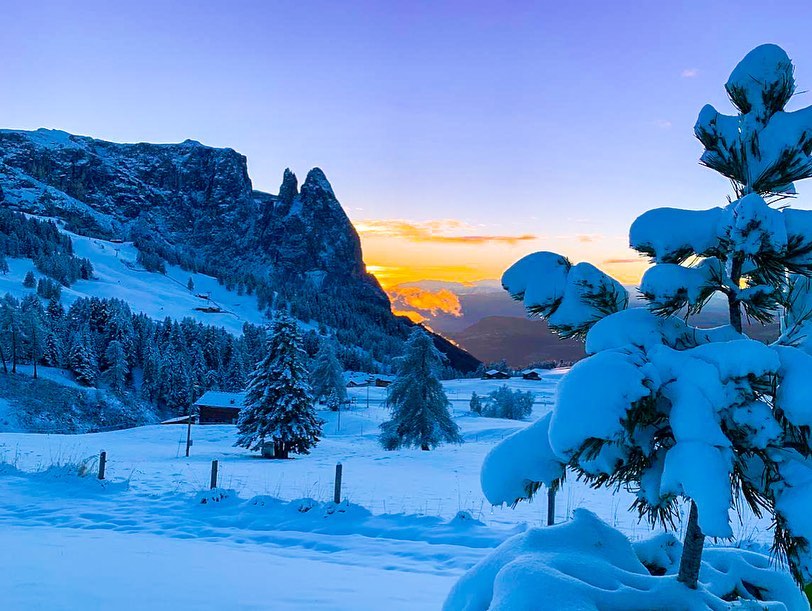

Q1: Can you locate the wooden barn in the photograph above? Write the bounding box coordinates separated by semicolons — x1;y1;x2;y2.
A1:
373;375;395;388
194;391;246;424
482;369;510;380
521;368;545;381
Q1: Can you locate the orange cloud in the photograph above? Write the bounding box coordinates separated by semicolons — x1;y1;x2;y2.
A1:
356;219;536;245
388;286;463;319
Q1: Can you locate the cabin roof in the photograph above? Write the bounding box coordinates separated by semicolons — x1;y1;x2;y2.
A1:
193;391;246;409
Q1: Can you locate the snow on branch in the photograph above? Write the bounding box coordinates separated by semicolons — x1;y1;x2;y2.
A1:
695;44;812;196
480;411;564;507
630;206;730;264
502;252;627;340
640;258;724;316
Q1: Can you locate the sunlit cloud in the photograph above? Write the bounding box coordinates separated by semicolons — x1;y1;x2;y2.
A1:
576;233;603;243
388;286;462;316
654;119;672;129
392;308;426;323
603;258;644;264
681;68;699;78
387;286;463;326
356;219;536;245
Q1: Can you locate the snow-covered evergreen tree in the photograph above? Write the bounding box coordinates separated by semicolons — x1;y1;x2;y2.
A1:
380;328;461;451
224;355;246;391
479;44;812;597
310;337;346;406
103;339;129;392
22;271;35;289
469;391;483;414
0;294;24;373
69;333;98;387
480;385;533;420
235;313;322;459
325;389;340;413
20;294;44;379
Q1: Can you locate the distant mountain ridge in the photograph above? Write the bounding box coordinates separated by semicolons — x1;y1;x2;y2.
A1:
0;128;478;373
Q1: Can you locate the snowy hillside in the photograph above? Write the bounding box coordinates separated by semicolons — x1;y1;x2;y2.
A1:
0;222;268;336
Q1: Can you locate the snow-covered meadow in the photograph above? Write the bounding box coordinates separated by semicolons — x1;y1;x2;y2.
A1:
0;372;779;609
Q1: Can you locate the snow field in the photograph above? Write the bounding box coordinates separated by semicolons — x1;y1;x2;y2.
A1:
0;372;782;608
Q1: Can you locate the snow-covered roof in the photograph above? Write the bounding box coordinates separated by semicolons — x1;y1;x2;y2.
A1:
161;414;196;425
343;371;372;385
193;391;246;409
521;368;546;376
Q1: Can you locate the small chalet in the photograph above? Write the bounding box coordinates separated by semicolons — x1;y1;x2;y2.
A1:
373;374;395;388
521;368;546;381
344;371;372;387
482;369;510;380
194;391;246;424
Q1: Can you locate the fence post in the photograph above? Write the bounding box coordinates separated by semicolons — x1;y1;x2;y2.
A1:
185;415;193;457
210;459;219;489
333;462;343;504
547;486;556;526
98;450;106;480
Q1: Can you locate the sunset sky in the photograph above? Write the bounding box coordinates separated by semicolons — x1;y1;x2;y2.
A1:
5;1;812;289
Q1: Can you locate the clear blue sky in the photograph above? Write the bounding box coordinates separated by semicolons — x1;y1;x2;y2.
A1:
4;0;812;283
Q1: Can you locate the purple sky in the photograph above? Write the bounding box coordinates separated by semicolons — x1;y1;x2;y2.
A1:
5;1;812;283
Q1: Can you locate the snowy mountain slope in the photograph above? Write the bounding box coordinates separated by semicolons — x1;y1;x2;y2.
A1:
0;227;268;336
0;128;479;372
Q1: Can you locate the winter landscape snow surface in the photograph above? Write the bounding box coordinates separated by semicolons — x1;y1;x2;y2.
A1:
0;373;777;610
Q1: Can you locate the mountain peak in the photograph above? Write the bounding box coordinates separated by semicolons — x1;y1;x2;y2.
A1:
279;168;299;204
302;167;335;199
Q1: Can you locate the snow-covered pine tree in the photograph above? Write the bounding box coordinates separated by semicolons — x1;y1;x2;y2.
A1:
481;385;533;420
22;271;35;289
235;313;322;459
469;391;483;414
0;295;24;373
69;333;98;387
103;339;129;392
380;328;461;451
325;389;340;413
478;44;812;597
224;355;247;391
310;337;347;406
20;294;44;379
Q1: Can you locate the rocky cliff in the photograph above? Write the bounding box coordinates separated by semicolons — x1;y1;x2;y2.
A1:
0;128;478;372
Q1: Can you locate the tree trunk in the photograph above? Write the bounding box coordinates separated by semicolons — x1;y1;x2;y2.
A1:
33;359;37;380
675;253;743;588
0;343;7;374
728;254;744;334
677;499;705;589
274;440;289;459
11;329;16;374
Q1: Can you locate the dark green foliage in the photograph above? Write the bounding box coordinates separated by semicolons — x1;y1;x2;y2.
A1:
136;250;166;274
380;328;462;451
310;337;347;405
235;314;322;457
0;210;93;286
480;385;534;420
22;271;35;288
469;391;483;414
36;278;62;300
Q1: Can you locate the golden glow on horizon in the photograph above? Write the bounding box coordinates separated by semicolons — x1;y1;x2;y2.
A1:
359;220;649;289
